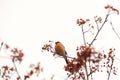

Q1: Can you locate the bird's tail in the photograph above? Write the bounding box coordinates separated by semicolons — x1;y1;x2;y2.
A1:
64;56;68;64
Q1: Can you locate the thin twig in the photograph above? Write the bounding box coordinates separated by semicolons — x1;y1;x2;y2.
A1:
88;61;93;80
12;59;22;80
107;60;113;80
90;14;109;46
50;74;54;80
88;68;98;76
81;25;87;46
84;28;91;33
0;42;3;51
110;21;120;40
84;59;89;80
79;72;86;80
95;21;99;31
107;51;115;80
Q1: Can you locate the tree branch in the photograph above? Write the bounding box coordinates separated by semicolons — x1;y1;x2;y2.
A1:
85;60;89;80
12;59;22;80
90;14;109;46
88;68;98;77
110;21;120;40
81;25;87;46
107;51;115;80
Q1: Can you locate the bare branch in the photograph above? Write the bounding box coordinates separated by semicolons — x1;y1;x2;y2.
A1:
90;14;109;46
81;25;87;46
110;21;120;40
12;59;22;80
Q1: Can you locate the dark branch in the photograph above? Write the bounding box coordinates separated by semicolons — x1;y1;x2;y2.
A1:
90;14;109;46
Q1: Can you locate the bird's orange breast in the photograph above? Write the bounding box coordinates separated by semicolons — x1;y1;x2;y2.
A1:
55;43;66;56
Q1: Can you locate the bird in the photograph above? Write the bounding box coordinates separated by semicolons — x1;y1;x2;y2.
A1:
55;41;68;64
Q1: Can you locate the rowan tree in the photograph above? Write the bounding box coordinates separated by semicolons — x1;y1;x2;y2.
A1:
42;5;119;80
0;4;119;80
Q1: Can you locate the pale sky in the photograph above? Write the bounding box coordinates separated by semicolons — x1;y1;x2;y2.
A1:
0;0;120;80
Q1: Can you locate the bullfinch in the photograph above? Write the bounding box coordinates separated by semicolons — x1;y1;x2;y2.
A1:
55;41;68;64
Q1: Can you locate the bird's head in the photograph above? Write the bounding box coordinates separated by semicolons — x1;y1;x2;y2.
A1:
55;41;60;44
